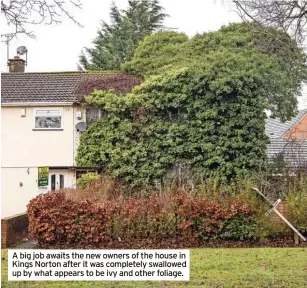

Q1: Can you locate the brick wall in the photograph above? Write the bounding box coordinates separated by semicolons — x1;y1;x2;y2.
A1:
1;212;29;248
284;114;307;139
268;201;292;234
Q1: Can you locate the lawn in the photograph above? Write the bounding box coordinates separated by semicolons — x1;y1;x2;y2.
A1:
2;248;307;287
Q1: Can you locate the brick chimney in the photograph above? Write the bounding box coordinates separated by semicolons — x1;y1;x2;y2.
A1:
8;56;25;72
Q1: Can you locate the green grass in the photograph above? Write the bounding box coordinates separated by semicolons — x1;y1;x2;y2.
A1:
2;248;307;287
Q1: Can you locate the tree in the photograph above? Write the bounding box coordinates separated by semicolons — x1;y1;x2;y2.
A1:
1;0;82;38
77;23;307;187
232;0;307;44
78;0;167;71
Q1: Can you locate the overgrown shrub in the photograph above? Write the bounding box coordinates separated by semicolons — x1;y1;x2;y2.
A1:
287;191;307;233
27;192;114;245
76;172;101;189
28;188;267;247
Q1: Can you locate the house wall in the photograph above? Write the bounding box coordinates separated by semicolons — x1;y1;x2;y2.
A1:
1;106;75;167
1;105;85;218
1;167;38;218
284;114;307;139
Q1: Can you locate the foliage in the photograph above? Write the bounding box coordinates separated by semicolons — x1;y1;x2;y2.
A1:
123;23;307;120
77;64;268;186
221;215;260;240
27;192;112;245
77;23;306;187
232;0;307;44
121;31;189;77
267;152;288;174
74;73;142;102
287;187;307;233
78;0;167;70
27;188;265;247
76;172;101;189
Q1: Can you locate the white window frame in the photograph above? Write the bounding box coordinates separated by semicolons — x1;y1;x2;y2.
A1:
33;108;63;130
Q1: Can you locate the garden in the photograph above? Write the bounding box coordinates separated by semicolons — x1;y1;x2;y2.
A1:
27;174;307;249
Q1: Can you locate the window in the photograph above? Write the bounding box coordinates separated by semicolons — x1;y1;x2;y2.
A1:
34;109;62;129
86;108;100;125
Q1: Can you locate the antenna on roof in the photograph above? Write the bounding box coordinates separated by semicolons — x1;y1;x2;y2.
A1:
17;46;28;66
1;33;15;71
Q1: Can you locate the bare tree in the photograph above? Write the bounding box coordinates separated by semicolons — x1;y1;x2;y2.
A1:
232;1;307;44
1;0;82;38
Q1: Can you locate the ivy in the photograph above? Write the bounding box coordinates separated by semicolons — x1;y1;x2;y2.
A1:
76;23;307;187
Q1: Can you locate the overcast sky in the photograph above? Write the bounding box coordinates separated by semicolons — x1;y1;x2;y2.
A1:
1;0;306;108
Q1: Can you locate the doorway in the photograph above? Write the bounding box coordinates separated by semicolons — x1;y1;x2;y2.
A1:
48;169;69;191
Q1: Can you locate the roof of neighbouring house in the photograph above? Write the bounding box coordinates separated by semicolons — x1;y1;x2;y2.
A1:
1;71;142;104
265;109;307;139
266;109;307;167
267;138;307;166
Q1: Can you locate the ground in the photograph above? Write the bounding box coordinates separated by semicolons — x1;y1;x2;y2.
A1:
2;248;307;287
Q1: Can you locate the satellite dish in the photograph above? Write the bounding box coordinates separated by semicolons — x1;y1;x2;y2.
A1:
17;46;27;55
75;122;88;132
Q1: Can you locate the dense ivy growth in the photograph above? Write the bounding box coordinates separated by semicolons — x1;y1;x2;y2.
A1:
77;23;307;187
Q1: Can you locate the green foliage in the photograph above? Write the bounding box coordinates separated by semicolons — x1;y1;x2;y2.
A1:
287;189;307;233
79;0;167;70
122;31;189;76
77;23;307;187
267;152;288;174
76;172;101;189
221;215;261;241
123;23;307;120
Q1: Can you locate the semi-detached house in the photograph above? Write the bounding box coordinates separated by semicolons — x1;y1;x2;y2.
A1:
1;56;141;218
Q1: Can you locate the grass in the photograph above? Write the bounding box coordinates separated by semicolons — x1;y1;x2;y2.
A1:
2;248;307;287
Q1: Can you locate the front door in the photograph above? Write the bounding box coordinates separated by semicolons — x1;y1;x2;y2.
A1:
48;169;69;191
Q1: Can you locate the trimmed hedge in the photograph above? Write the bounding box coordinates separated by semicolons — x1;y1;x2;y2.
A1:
27;190;262;247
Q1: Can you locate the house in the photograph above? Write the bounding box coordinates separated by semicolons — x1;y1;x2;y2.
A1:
265;109;307;169
1;56;141;218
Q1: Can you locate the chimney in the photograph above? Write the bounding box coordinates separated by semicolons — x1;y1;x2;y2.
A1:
8;56;25;73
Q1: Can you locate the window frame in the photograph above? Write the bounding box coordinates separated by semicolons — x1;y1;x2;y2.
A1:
33;108;63;130
85;107;102;126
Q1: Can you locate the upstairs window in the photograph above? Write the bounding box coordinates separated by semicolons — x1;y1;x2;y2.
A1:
34;109;62;130
86;108;101;126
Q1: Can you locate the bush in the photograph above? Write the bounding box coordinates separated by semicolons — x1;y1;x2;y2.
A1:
27;188;265;247
76;172;101;189
27;192;114;245
287;191;307;233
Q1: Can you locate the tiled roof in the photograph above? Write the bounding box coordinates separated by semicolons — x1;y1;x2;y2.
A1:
265;109;307;138
1;71;141;104
267;138;307;166
266;110;307;167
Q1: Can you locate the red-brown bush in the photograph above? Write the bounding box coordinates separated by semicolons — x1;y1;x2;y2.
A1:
27;190;261;247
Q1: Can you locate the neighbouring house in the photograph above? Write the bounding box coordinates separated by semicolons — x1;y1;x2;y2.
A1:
1;56;141;218
265;109;307;169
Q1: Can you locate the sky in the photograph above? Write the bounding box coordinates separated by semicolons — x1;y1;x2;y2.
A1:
1;0;306;108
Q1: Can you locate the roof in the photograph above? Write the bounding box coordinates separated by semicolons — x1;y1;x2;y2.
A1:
265;109;307;139
267;138;307;167
1;71;142;104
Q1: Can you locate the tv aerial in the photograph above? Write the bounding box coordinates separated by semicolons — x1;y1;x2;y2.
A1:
17;46;28;66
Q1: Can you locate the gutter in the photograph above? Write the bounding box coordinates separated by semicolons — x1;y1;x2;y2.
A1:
1;102;76;107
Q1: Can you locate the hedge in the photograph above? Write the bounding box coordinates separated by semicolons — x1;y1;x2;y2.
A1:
27;190;265;247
